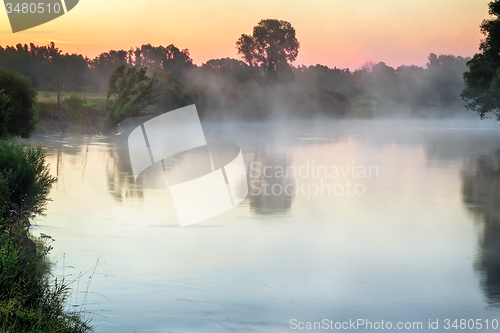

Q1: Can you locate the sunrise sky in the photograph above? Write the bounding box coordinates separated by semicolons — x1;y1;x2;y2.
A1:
0;0;491;70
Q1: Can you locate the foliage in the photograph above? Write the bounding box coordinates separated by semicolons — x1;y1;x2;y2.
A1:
0;140;56;226
132;44;193;74
274;89;351;117
0;172;10;218
0;42;194;93
35;97;106;133
104;65;162;130
199;58;253;83
36;100;56;120
64;94;85;123
461;0;500;119
0;139;91;332
0;39;473;122
0;68;38;138
0;89;12;138
157;71;190;111
0;42;90;92
91;44;193;88
289;56;468;107
236;19;300;85
0;224;93;332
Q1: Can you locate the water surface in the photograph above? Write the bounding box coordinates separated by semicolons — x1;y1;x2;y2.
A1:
26;117;500;332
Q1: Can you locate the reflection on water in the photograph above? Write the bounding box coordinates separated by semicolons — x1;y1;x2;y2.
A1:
463;154;500;306
41;134;144;203
246;147;294;215
22;118;500;332
103;141;144;202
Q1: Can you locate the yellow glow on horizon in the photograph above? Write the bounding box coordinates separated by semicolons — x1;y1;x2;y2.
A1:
0;0;490;69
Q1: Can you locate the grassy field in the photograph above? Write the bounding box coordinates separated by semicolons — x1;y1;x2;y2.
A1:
37;91;106;102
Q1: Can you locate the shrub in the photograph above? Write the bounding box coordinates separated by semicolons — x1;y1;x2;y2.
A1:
0;89;12;138
0;172;9;218
0;69;38;138
64;94;85;123
0;140;56;227
35;100;56;120
0;139;91;332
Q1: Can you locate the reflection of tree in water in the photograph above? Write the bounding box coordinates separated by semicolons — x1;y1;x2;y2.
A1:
34;134;143;203
104;136;143;203
462;154;500;305
104;149;143;202
40;135;83;178
245;147;294;215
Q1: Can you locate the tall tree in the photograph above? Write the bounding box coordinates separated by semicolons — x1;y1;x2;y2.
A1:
462;0;500;119
236;19;300;85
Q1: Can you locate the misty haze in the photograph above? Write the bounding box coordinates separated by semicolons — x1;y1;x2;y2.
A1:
2;1;500;332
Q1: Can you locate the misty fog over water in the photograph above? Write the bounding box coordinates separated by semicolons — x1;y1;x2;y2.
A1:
22;115;500;332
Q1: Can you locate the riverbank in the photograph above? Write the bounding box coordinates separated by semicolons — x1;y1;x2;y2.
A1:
0;140;93;332
32;89;470;135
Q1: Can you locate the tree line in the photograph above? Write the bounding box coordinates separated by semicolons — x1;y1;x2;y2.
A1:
0;42;193;91
0;42;469;108
0;15;490;136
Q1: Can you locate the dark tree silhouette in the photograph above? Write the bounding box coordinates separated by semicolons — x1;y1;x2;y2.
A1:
462;0;500;119
236;19;300;85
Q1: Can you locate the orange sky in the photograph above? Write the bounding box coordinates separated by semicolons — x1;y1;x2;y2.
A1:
0;0;491;70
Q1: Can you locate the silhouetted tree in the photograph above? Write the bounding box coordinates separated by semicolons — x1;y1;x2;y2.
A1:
0;42;91;91
134;44;193;77
236;19;300;85
462;0;500;119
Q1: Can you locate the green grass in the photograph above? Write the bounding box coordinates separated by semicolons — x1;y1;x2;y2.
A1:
37;92;106;102
0;226;94;333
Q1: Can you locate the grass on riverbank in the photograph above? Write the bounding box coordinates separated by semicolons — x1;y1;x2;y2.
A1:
0;225;94;332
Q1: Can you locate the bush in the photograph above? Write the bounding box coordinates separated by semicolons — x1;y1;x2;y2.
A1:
0;139;92;332
0;140;56;227
36;100;56;120
0;89;12;138
64;94;85;123
0;68;38;138
0;172;10;218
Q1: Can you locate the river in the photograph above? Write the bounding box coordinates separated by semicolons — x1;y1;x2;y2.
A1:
24;116;500;332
